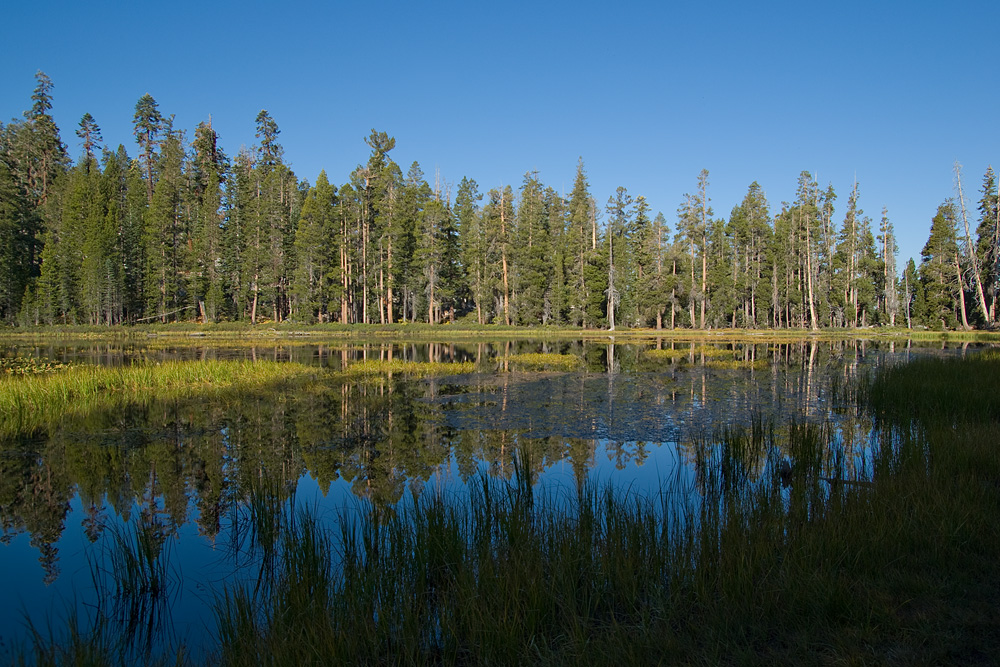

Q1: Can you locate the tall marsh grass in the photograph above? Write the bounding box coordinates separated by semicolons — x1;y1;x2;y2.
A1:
206;429;861;665
16;517;185;667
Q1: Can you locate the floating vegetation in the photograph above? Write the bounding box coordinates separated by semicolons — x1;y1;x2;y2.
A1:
501;352;583;372
643;345;736;363
340;359;475;380
705;358;769;370
0;356;72;375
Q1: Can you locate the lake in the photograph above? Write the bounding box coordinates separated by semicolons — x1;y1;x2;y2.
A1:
0;336;971;659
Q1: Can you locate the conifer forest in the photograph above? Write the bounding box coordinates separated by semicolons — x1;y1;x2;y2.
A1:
3;72;999;331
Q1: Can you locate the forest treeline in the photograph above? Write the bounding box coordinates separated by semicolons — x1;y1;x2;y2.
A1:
2;72;1000;330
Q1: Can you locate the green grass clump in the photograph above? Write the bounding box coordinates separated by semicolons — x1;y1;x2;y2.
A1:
0;357;477;438
0;360;319;437
705;358;769;370
501;352;583;371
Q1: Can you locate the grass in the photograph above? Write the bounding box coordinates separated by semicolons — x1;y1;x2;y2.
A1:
0;360;319;437
6;321;1000;345
11;349;1000;664
17;517;185;667
0;358;474;438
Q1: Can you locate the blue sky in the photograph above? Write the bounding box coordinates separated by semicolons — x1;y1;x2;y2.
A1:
4;0;998;267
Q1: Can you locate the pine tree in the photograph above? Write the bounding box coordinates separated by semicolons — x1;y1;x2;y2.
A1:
877;207;899;326
513;171;550;325
832;180;866;327
564;159;595;326
854;214;880;326
257;111;300;323
705;216;736;328
415;192;451;323
80;149;119;324
232;110;301;324
36;161;91;323
3;72;68;321
954;162;991;324
796;173;822;329
90;146;130;324
814;183;837;326
455;177;484;321
604;186;633;330
627;195;656;326
975;166;1000;322
544;186;568;325
436;193;463;323
727;182;772;327
649;211;676;329
394;161;426;322
25;71;68;207
675;170;712;328
920;201;962;329
145;126;187;322
121;152;148;320
293;170;336;322
75;113;102;165
132;93;163;203
0;139;35;321
582;194;607;329
482;186;515;325
357;130;401;324
190;121;228;322
334;181;360;322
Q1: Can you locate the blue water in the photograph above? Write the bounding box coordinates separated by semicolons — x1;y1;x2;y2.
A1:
0;338;969;658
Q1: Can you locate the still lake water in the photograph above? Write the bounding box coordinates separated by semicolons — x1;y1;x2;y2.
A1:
0;336;971;655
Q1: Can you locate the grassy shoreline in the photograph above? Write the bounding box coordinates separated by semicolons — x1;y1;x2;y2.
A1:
3;321;1000;344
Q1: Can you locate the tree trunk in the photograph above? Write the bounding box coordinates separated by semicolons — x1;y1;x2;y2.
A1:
956;252;970;330
500;190;511;326
955;163;991;324
805;214;818;330
386;236;394;324
251;272;259;325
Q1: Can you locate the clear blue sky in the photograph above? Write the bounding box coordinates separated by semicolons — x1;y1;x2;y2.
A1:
4;0;998;267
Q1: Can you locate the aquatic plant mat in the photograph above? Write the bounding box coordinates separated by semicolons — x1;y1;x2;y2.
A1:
13;352;1000;664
